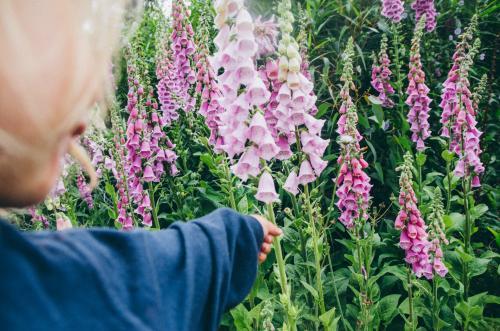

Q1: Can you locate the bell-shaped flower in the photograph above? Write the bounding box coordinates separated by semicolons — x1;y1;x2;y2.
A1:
255;171;279;204
298;160;316;185
283;171;299;195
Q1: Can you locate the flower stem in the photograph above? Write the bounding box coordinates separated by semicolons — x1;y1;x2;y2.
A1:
391;23;406;131
304;184;326;317
407;267;415;331
445;160;452;215
355;225;369;331
148;182;160;230
266;203;296;331
462;176;472;299
432;276;440;331
223;160;237;211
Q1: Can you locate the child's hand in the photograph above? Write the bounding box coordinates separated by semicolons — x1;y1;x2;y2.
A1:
251;214;283;263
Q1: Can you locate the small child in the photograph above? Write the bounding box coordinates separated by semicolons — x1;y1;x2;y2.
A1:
0;1;281;330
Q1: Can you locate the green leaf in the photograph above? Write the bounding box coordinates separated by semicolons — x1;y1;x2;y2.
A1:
372;104;385;127
470;204;488;221
319;307;339;330
444;213;465;234
468;257;491;277
416;152;427;166
300;280;319;301
378;294;401;324
441;150;454;162
237;195;248;214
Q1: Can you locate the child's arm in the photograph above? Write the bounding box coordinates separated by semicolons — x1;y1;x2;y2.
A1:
0;208;265;331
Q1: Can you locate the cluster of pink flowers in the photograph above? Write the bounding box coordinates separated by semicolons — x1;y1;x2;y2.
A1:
170;1;196;112
427;187;448;277
371;35;395;108
28;206;49;228
212;0;279;203
440;17;484;187
411;0;437;32
335;38;372;229
115;51;178;228
381;0;405;23
274;0;328;196
77;172;94;209
194;29;224;148
395;153;433;279
156;45;181;126
406;17;432;151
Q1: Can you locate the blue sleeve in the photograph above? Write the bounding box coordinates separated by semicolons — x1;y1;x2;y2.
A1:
0;208;264;331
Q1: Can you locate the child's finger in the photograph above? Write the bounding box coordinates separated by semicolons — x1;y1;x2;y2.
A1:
264;235;273;243
261;243;272;254
258;252;267;263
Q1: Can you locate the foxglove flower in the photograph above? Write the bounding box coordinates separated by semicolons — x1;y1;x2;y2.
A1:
427;187;448;277
156;45;181;126
335;39;372;229
28;206;49;229
395;153;433;279
77;172;94;209
213;0;278;204
381;0;405;23
440;16;484;186
171;1;196;112
371;35;395;108
406;17;432;151
194;25;224;148
411;0;437;32
273;0;328;194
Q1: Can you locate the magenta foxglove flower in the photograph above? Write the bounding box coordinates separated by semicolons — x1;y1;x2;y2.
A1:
371;35;395;108
396;153;433;279
170;1;196;112
77;172;94;209
411;0;437;32
194;33;224;149
439;17;484;186
381;0;405;23
28;206;49;229
335;39;372;229
406;17;432;151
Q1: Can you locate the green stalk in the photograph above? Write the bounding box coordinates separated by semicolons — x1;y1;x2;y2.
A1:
407;268;415;331
432;277;440;331
355;225;369;331
445;159;452;215
223;160;237;210
267;203;296;331
304;184;326;317
462;176;472;299
326;241;352;331
148;182;160;229
291;195;314;308
391;23;406;129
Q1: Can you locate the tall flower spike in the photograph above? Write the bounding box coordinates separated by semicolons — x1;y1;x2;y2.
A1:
406;16;432;151
395;152;433;279
213;0;278;203
371;34;395;108
411;0;437;32
194;7;225;149
427;187;448;277
335;38;372;229
439;16;484;186
171;0;196;112
273;0;328;194
381;0;405;23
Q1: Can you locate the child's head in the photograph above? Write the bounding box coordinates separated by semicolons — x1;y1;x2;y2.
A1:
0;0;129;207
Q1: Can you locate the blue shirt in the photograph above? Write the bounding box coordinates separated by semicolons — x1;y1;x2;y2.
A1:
0;208;263;331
